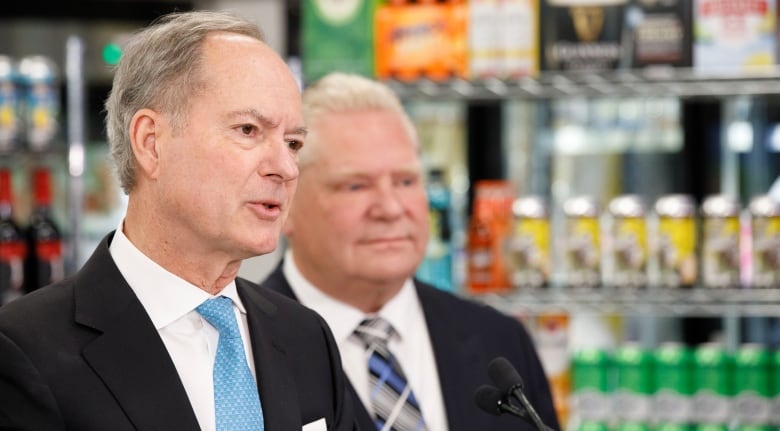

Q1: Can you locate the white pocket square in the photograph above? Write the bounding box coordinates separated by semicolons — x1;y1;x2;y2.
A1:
302;417;327;431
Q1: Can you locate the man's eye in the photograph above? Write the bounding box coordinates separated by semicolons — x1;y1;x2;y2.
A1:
288;140;303;151
240;124;256;135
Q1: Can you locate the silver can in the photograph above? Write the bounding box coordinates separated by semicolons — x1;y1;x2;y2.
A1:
655;194;698;288
748;195;780;288
0;55;20;152
701;195;741;288
18;55;59;150
607;194;647;288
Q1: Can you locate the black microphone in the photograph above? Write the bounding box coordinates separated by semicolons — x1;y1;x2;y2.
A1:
488;357;553;431
473;384;527;418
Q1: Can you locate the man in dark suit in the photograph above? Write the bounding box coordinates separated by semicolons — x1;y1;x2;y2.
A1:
259;72;560;431
0;11;355;431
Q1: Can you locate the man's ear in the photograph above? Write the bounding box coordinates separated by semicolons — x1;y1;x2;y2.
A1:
129;108;163;180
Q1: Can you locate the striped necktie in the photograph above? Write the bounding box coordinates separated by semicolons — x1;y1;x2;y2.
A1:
354;317;428;431
197;296;265;431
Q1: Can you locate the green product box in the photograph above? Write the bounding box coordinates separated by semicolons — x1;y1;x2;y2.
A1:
302;0;376;83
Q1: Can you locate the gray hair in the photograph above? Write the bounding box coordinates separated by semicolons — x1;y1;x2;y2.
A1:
104;10;266;194
299;72;418;168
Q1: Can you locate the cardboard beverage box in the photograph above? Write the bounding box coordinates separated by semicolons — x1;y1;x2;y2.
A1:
302;0;376;83
540;0;628;71
694;0;777;72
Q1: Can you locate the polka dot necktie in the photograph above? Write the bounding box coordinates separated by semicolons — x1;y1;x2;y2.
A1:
354;317;428;431
197;296;265;431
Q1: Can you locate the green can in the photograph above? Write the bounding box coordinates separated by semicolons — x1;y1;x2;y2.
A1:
616;421;651;431
653;342;694;424
733;344;771;425
578;420;610;431
614;343;654;422
572;348;612;422
656;424;693;431
772;349;780;426
693;424;729;431
692;343;733;425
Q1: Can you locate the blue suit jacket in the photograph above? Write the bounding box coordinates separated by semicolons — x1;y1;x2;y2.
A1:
0;233;357;431
259;263;561;431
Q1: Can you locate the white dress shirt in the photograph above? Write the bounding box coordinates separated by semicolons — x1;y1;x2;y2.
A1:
283;249;449;431
109;223;257;431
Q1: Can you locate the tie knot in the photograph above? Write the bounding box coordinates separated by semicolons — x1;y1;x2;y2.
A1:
196;296;240;339
354;317;395;350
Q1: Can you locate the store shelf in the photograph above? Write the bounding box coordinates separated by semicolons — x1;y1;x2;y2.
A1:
473;286;780;317
385;67;780;101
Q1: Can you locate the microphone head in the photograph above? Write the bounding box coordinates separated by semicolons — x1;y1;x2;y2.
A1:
473;384;505;416
488;357;525;393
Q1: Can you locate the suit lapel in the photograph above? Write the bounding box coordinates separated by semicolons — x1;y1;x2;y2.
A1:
237;279;301;430
417;282;489;431
75;235;200;431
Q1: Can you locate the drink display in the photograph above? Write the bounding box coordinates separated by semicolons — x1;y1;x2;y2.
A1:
701;195;741;288
613;343;654;423
653;342;694;425
563;196;601;288
692;343;733;426
0;168;26;305
607;195;648;288
508;195;550;289
18;55;59;151
655;194;698;288
417;168;453;292
24;166;64;292
733;344;772;426
748;195;780;288
0;56;20;153
572;347;612;423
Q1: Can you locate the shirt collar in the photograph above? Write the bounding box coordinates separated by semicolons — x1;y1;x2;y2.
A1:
282;248;420;343
109;221;244;330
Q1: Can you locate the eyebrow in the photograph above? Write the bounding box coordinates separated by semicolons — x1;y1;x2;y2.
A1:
227;108;308;137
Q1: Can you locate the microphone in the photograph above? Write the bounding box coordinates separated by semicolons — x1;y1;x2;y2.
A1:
473;384;527;418
488;357;553;431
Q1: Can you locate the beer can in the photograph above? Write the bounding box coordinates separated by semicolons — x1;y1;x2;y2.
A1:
607;195;648;288
655;194;698;288
701;195;741;288
771;349;780;426
733;343;771;425
466;180;513;293
748;195;780;288
577;421;610;431
0;55;20;152
18;55;59;151
693;425;729;431
508;195;550;289
572;347;612;422
613;343;654;422
653;342;694;424
563;196;601;288
692;342;733;425
615;421;652;431
656;424;694;431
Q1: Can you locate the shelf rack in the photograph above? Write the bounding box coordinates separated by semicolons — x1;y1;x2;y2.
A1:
473;287;780;318
385;67;780;100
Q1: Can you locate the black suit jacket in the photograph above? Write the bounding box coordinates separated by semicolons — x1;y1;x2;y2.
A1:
259;263;561;431
0;233;357;431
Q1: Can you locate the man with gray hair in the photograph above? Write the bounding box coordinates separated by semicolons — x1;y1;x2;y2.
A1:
0;11;355;431
260;72;560;431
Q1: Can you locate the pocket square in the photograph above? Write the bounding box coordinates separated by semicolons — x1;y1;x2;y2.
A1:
302;417;327;431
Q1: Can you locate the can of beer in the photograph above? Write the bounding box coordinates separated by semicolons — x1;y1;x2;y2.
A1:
655;194;698;288
748;195;780;288
572;347;612;422
733;343;771;425
613;343;654;422
563;196;601;288
0;56;20;153
653;342;694;424
692;342;733;425
508;195;550;289
18;55;59;151
701;195;741;288
608;195;648;288
615;421;652;431
771;349;780;426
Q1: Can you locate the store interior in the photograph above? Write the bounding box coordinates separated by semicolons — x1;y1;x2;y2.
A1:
3;0;780;428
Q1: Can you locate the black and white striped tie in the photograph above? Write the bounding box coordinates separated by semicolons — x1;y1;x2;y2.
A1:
354;317;428;431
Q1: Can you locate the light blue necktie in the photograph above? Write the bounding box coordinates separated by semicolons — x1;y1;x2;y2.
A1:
197;296;265;431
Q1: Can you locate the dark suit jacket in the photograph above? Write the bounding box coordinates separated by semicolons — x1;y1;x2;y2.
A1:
260;263;561;431
0;233;357;431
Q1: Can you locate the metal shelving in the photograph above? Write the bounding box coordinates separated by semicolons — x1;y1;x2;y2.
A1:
386;67;780;100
